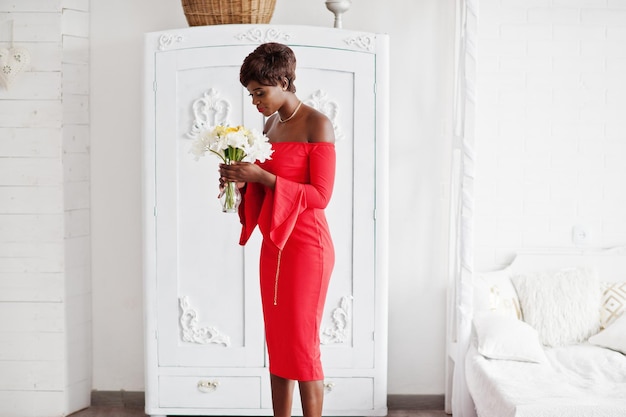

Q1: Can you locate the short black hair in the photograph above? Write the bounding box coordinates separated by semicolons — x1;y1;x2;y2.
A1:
240;42;297;92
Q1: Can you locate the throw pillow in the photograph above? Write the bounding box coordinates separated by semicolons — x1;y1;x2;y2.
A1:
511;267;601;347
600;281;626;329
473;267;522;320
472;313;547;363
588;313;626;355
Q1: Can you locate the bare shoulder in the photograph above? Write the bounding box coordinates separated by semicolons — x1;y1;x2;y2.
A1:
263;114;279;134
304;106;335;144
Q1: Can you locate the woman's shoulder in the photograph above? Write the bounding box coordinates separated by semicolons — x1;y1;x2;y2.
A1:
303;105;335;144
304;104;331;123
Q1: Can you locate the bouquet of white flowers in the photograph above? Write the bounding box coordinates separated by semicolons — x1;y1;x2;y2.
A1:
190;125;273;212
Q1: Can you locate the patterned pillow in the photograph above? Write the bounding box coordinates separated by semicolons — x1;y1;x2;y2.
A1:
600;281;626;329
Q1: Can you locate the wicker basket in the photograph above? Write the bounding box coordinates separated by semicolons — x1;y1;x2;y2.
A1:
182;0;277;26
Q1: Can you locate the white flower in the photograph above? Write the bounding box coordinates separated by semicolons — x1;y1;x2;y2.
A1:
189;136;209;160
190;124;273;164
242;129;273;163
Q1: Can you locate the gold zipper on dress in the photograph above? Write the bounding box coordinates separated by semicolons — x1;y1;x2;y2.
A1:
273;249;282;306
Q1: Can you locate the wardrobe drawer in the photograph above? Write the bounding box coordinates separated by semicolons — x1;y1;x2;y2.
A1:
159;376;261;408
322;377;374;410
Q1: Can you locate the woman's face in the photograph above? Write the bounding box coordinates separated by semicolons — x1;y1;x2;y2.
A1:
246;80;285;117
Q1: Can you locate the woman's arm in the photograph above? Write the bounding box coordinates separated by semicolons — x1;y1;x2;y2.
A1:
298;110;336;208
295;143;335;209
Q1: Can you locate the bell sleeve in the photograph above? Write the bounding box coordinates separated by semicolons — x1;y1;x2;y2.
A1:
238;182;265;246
269;143;336;250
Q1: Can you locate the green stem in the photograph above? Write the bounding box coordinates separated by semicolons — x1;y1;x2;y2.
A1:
209;149;227;163
223;181;238;212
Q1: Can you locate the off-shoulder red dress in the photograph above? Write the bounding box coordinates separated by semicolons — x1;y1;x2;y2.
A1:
238;141;336;381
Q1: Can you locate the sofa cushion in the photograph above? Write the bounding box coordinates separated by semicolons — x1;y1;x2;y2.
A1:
473;313;547;363
511;267;601;347
473;267;521;320
600;281;626;329
589;313;626;355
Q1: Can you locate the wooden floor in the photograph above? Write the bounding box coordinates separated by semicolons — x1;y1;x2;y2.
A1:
69;408;449;417
68;393;449;417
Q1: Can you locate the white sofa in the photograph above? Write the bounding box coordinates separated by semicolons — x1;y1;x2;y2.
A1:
454;249;626;417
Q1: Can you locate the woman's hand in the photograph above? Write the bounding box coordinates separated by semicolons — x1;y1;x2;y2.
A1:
219;161;256;184
219;161;276;189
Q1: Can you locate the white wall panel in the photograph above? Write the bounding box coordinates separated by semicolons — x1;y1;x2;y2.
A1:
0;214;64;242
63;0;89;12
63;63;89;95
0;42;64;71
65;266;91;297
0;186;63;213
0;360;65;390
0;332;64;361
62;9;89;37
63;94;89;124
0;272;64;302
10;13;62;42
63;35;89;63
63;181;90;210
0;1;91;414
0;101;63;128
0;392;65;417
63;153;90;182
62;125;89;153
0;241;64;272
0;158;62;186
0;128;61;157
64;236;90;268
65;209;90;238
1;1;62;12
0;72;62;99
0;302;64;332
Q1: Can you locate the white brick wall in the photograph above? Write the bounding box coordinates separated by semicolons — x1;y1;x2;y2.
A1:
0;1;90;415
474;0;626;270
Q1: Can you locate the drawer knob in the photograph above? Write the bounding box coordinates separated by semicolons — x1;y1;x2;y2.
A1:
323;381;335;393
197;380;220;393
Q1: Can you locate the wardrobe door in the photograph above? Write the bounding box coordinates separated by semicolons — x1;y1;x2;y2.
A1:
153;45;265;369
290;46;377;369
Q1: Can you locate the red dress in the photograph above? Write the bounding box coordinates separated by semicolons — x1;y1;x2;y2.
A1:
238;142;336;381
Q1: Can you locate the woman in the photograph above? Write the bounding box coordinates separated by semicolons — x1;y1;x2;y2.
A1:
218;43;336;417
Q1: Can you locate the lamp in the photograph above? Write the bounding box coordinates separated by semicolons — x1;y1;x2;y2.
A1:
325;0;352;29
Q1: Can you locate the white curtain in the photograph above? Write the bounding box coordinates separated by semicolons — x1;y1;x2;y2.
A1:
447;0;477;415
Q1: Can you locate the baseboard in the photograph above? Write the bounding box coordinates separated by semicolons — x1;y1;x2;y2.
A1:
387;394;445;410
92;391;444;411
91;390;144;408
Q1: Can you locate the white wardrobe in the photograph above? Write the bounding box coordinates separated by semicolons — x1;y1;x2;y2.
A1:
142;24;389;417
